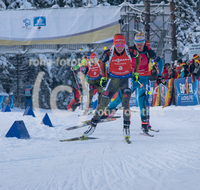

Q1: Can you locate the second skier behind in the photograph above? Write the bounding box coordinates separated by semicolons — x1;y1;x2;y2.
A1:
82;53;103;115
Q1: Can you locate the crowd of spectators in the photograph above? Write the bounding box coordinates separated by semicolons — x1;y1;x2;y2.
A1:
150;54;200;81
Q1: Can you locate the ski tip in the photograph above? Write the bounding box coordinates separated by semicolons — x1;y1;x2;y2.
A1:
140;133;154;137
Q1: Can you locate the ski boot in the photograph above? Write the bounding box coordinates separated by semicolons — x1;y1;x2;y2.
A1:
141;118;154;136
141;118;149;133
123;121;131;143
82;118;98;138
147;117;152;129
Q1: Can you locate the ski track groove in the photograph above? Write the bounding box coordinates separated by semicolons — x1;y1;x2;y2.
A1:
109;145;135;185
80;149;92;190
101;147;112;190
110;145;160;185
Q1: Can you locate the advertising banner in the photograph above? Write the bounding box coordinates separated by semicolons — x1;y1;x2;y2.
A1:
162;79;174;108
188;43;200;60
147;81;154;107
160;82;167;106
152;83;160;106
0;7;120;45
130;89;138;107
175;77;198;106
198;80;200;104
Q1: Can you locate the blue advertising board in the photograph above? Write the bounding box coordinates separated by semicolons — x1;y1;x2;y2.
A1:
130;89;138;107
198;80;200;104
34;17;46;26
147;81;154;107
175;77;198;106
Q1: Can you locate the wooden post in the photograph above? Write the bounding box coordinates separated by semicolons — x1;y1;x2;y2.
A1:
170;0;177;61
143;0;150;40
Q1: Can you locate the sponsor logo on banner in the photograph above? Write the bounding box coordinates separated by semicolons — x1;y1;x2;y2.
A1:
34;17;46;26
22;18;32;29
176;77;198;106
147;81;154;107
23;19;31;27
130;90;138;107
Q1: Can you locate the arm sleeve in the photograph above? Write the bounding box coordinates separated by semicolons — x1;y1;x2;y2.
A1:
128;46;140;72
99;49;110;77
73;63;81;70
73;59;86;70
148;48;163;76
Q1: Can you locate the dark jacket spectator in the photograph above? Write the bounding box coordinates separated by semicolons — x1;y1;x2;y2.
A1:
168;67;179;79
24;85;32;108
189;54;199;75
193;59;200;80
150;66;158;81
180;63;189;78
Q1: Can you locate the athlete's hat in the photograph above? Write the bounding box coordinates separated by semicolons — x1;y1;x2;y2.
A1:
134;36;145;43
193;54;199;60
114;34;125;44
90;53;97;58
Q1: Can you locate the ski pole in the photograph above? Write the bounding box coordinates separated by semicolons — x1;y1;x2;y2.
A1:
72;69;80;89
161;83;169;90
137;81;151;95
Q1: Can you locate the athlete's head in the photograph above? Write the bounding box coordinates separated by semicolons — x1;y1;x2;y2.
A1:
134;31;145;52
114;33;126;54
90;53;97;64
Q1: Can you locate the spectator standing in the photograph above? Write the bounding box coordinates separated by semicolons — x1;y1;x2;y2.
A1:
189;54;199;75
175;65;181;79
150;66;158;81
162;63;170;79
24;85;32;108
193;59;200;80
180;62;189;78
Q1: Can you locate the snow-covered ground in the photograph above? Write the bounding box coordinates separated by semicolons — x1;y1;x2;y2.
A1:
0;106;200;190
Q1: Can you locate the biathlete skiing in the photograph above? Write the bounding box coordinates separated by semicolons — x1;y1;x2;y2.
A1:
81;33;141;143
105;31;164;134
81;53;103;115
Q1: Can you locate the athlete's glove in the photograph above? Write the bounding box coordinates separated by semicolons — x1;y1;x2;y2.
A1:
132;72;140;82
156;75;166;85
81;67;88;74
100;77;108;88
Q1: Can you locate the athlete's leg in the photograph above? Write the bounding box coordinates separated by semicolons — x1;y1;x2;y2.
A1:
107;91;122;111
82;77;120;137
121;78;132;138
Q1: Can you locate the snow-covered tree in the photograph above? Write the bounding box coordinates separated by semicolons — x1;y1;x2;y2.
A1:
0;56;15;93
175;0;200;61
0;0;6;10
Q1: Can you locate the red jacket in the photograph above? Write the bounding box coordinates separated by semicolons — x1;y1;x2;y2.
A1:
162;68;169;79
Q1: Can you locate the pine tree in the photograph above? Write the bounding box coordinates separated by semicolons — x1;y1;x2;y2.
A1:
0;56;15;93
175;0;200;61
